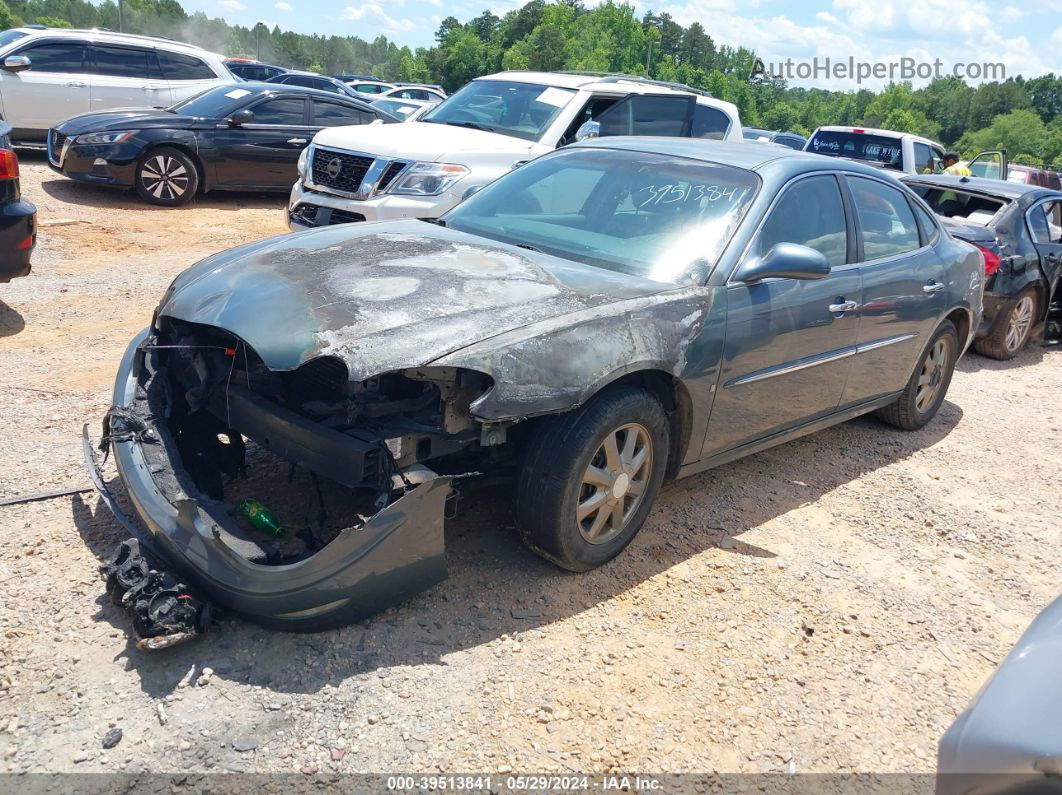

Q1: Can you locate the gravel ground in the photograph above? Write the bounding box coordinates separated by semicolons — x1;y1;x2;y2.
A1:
1;155;1060;778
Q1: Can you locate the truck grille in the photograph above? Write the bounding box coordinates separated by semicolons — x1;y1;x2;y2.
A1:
311;148;373;194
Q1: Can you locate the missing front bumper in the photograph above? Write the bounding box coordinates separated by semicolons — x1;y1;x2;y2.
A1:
82;330;454;630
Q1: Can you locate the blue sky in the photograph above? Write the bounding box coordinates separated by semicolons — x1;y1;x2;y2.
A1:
190;0;1062;89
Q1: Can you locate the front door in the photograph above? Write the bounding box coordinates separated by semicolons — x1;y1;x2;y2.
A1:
0;40;90;137
211;96;310;189
704;173;861;455
840;175;947;406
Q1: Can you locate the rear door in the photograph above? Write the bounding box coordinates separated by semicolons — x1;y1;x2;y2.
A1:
211;95;310;189
1027;199;1062;308
0;39;90;135
840;175;946;407
157;49;223;104
87;44;171;113
592;93;696;138
704;173;861;455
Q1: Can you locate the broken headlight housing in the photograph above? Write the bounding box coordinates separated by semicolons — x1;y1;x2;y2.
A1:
387;162;468;196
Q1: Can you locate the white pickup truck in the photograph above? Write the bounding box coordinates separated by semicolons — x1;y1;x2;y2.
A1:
287;70;743;229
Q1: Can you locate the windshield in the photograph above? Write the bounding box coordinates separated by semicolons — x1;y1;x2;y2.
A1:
0;30;29;48
420;80;574;142
169;85;253;117
444;148;759;285
807;131;904;170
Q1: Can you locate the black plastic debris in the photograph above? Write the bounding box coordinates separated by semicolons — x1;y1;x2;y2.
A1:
100;539;212;651
101;728;122;749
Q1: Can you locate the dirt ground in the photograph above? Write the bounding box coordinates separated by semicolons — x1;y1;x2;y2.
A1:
1;154;1060;778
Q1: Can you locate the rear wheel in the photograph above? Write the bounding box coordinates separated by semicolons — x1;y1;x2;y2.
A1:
135;147;198;206
515;386;669;571
876;320;958;430
974;288;1038;360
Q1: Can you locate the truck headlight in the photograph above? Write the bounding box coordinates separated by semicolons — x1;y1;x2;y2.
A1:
387;162;468;196
297;145;311;177
74;130;137;145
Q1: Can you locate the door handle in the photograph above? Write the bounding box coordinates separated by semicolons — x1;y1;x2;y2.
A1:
142;85;161;91
287;138;308;145
828;300;858;313
66;81;86;88
923;281;945;293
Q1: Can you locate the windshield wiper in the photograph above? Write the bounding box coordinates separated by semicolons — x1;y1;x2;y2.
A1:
514;243;541;253
435;119;495;133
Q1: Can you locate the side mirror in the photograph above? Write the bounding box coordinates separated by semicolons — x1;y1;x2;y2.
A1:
734;243;831;283
226;108;254;127
3;55;31;73
461;184;485;201
574;120;600;142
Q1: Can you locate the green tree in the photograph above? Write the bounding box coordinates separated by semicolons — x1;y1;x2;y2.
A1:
956;109;1052;164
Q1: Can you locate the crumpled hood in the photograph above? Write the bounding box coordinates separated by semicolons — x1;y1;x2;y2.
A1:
158;220;675;379
56;108;195;136
311;121;535;161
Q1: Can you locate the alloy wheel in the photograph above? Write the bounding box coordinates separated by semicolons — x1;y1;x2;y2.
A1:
1005;295;1035;353
577;423;653;545
140;155;191;201
916;338;950;413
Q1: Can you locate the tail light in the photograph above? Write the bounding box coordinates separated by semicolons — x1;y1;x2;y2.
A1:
0;149;18;180
973;243;1001;277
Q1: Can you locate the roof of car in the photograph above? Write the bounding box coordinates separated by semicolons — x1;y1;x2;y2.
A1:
812;125;943;148
900;174;1060;200
572;137;898;179
230;81;376;104
7;26;212;56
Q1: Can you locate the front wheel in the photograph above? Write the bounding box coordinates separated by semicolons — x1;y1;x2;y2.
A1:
134;147;199;206
876;320;958;430
515;386;669;572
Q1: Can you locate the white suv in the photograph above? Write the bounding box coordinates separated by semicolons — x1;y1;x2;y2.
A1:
804;126;947;175
287;71;743;229
0;27;233;143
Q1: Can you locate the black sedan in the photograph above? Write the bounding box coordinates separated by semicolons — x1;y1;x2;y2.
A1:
0;121;36;283
903;175;1062;358
47;83;398;206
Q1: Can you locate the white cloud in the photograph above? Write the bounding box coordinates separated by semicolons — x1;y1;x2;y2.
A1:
340;4;417;32
275;1;293;11
219;0;247;10
1053;27;1062;46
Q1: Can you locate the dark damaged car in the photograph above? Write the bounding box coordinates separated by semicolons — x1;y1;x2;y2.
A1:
87;140;983;630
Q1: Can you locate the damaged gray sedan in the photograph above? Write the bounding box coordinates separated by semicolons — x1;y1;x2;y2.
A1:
89;139;983;631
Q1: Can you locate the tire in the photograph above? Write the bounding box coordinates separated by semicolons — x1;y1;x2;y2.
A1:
515;386;669;572
876;320;958;431
134;146;199;206
973;287;1038;360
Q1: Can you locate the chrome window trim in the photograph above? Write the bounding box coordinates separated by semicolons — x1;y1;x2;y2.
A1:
724;346;856;388
1024;196;1062;245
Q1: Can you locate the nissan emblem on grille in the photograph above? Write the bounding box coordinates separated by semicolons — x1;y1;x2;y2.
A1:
326;157;343;180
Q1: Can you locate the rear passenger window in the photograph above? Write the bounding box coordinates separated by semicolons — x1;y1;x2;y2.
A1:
157;51;216;80
691;105;730;139
311;100;373;126
251;97;306;125
18;42;87;73
757;175;848;268
849;177;922;260
910;200;939;243
90;45;159;79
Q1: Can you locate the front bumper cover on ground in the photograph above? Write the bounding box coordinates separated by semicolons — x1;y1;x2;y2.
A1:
82;331;453;629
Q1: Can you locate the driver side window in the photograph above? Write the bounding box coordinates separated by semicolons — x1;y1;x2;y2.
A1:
757;175;848;268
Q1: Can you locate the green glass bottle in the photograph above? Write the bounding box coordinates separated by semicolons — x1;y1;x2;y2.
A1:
237;499;285;538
